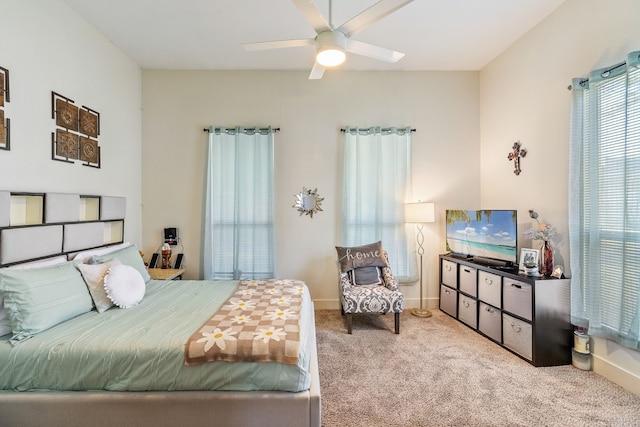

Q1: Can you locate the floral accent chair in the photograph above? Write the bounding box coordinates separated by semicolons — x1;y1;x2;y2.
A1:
335;241;403;334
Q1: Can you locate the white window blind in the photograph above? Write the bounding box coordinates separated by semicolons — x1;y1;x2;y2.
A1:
569;51;640;349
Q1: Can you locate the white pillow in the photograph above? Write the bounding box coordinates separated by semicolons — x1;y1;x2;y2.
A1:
8;255;68;269
103;264;145;309
71;242;132;264
1;255;69;337
77;259;121;313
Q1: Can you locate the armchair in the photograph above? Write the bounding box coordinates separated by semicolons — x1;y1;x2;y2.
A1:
335;241;403;334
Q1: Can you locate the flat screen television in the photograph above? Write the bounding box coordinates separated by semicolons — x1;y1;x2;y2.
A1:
445;209;518;265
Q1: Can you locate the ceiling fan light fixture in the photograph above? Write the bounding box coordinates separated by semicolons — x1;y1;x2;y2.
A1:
315;30;347;67
316;48;345;67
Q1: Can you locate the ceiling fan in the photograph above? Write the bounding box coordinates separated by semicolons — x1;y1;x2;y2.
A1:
242;0;414;79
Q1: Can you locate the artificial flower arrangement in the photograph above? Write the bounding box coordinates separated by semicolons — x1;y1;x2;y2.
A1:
524;209;557;242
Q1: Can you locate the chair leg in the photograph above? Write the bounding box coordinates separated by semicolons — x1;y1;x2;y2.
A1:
394;312;400;334
346;313;352;334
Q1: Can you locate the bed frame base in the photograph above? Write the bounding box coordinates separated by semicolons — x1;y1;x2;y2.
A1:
0;388;320;427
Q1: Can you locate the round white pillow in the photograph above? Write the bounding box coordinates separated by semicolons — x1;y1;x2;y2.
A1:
103;264;146;309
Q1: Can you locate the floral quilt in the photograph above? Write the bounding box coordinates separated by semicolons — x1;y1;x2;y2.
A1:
184;279;306;366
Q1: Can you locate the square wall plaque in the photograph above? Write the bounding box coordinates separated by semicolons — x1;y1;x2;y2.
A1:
55;98;79;131
79;108;99;138
56;129;79;159
79;136;99;164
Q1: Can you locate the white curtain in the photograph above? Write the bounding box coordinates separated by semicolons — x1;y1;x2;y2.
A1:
569;51;640;349
341;126;416;281
203;126;275;280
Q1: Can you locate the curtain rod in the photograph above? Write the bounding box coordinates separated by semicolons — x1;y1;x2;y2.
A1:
567;60;629;91
203;127;280;133
340;127;416;132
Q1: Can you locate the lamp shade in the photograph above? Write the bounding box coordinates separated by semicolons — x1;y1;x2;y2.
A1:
405;202;435;223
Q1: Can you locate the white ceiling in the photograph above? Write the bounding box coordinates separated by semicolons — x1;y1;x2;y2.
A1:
63;0;566;72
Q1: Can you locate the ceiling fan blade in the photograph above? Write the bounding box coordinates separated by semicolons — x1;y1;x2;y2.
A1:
346;39;405;63
292;0;332;33
309;62;325;79
242;38;315;51
338;0;414;37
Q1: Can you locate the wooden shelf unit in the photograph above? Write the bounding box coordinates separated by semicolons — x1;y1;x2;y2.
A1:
439;254;572;367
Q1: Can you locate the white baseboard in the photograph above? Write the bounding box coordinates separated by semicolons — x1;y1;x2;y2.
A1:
593;353;640;397
312;299;340;310
312;297;439;311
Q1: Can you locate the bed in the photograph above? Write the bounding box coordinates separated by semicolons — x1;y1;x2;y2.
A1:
0;191;321;427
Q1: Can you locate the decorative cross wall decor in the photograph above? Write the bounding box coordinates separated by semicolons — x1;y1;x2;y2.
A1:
507;141;527;175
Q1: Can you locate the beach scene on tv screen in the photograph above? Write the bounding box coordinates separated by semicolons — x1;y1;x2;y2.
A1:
446;210;517;262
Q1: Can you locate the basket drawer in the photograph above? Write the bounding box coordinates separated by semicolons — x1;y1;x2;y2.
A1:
458;294;477;329
459;265;477;297
503;278;532;320
478;302;501;343
478;270;501;308
503;313;533;361
441;260;457;288
440;285;457;317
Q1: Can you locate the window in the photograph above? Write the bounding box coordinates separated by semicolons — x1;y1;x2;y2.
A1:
203;126;275;280
341;126;416;281
569;51;640;349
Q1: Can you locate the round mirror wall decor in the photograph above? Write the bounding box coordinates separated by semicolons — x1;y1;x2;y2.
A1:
293;187;324;218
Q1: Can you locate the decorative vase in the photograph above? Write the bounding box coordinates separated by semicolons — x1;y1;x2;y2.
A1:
161;249;172;269
542;240;553;276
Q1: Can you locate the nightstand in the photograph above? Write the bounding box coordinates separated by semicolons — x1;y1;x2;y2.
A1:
148;268;185;281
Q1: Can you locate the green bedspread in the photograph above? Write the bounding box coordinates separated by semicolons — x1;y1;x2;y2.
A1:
0;279;313;393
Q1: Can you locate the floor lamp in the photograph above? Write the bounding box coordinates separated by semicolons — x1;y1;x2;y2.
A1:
406;202;435;318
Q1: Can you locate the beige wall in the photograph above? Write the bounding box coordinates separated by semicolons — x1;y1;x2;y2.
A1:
2;0;638;402
0;0;143;244
480;0;640;396
141;70;480;308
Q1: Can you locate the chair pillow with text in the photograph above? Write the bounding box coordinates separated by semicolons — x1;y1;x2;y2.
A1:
336;241;388;273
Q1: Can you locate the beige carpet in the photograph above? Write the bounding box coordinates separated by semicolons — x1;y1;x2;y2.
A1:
315;309;640;427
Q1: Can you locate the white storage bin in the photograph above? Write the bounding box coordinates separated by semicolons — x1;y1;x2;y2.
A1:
441;260;457;288
458;295;477;329
503;313;533;361
459;265;477;297
503;278;532;321
478;302;501;343
440;285;457;317
478;270;501;308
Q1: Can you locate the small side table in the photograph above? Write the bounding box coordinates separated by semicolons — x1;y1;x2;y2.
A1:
148;268;185;281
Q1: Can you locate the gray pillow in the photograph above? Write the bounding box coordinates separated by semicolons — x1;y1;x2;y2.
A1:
90;244;151;283
336;241;388;272
350;266;383;286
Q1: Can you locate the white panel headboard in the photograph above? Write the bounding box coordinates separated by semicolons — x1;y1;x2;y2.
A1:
0;191;125;266
45;193;80;223
100;196;126;220
0;226;63;265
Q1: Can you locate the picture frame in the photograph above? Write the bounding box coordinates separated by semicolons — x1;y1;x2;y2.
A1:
519;248;539;271
551;265;564;279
